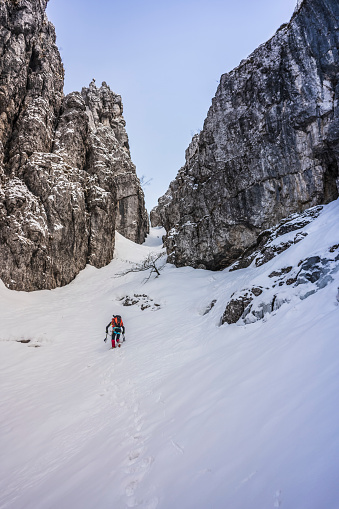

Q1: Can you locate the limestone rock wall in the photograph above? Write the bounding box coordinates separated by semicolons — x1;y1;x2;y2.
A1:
151;0;339;270
0;0;148;290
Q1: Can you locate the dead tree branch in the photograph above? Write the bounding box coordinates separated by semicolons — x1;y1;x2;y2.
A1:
115;251;167;282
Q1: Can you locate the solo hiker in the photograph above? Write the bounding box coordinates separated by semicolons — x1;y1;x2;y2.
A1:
105;315;125;348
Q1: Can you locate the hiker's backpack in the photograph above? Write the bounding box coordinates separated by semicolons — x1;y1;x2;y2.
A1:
113;315;122;327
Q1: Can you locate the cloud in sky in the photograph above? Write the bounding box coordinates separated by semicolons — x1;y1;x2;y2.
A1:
47;0;297;211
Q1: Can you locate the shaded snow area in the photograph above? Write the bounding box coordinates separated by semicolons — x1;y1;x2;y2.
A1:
1;204;339;509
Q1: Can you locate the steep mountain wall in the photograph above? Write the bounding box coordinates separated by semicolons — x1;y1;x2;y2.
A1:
151;0;339;270
0;0;148;290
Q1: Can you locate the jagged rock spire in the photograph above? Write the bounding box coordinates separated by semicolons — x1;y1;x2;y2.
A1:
0;1;148;290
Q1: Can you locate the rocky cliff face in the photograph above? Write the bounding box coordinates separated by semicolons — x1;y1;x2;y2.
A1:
151;0;339;270
0;0;148;290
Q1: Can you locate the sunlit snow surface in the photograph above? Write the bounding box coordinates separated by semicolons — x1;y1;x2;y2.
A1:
1;204;339;509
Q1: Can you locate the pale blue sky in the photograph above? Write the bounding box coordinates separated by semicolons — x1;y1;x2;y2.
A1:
47;0;298;211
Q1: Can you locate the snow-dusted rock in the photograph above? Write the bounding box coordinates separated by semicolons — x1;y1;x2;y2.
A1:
0;2;148;290
229;206;322;271
221;212;339;325
152;0;339;271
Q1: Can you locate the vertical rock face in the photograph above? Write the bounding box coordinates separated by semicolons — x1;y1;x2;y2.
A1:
80;82;149;246
151;0;339;270
0;1;148;290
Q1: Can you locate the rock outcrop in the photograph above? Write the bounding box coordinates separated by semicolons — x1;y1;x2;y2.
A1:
0;0;148;290
221;233;339;326
151;0;339;270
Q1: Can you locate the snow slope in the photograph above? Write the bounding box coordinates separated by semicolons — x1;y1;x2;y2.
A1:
1;201;339;509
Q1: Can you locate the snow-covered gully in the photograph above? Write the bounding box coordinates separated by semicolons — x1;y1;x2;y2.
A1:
1;200;339;509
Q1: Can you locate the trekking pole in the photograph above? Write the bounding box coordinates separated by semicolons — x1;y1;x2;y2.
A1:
104;332;107;342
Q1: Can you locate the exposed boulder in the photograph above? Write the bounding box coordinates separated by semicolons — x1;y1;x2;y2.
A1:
151;0;339;271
